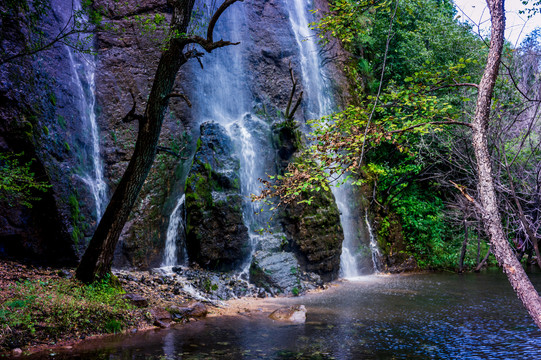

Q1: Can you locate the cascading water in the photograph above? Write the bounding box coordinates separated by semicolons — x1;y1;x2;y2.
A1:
286;0;379;277
164;0;380;276
162;194;186;267
164;1;269;270
225;116;271;275
287;0;333;117
366;210;383;272
64;0;107;220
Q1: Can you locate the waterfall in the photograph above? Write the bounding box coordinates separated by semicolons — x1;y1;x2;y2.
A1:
64;0;107;220
188;1;268;269
287;0;333;118
335;186;361;278
162;194;186;267
366;210;383;272
286;0;379;277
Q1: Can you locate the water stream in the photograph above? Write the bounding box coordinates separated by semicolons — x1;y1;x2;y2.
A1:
286;0;377;276
162;194;186;267
64;0;108;220
366;210;383;272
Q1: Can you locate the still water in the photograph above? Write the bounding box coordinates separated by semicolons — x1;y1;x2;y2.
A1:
34;271;541;359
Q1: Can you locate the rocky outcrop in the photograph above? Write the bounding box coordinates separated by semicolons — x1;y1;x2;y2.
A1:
249;233;302;295
271;119;344;282
185;122;250;271
281;191;344;281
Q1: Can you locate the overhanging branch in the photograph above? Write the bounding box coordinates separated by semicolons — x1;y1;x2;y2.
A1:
121;92;145;123
182;0;242;52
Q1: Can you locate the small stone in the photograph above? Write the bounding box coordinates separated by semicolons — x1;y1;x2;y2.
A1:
57;269;72;278
124;293;149;308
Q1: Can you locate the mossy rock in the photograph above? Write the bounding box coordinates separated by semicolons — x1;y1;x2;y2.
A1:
185;122;250;271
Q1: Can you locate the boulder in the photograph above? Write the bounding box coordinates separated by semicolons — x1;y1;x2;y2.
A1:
150;308;172;328
269;305;306;323
250;251;301;295
169;301;208;321
185;122;250;271
249;233;303;295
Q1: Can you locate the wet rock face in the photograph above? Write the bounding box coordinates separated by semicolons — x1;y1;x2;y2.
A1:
185;122;249;271
244;0;299;111
0;0;104;264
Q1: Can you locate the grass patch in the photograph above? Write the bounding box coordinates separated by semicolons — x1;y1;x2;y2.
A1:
0;275;136;350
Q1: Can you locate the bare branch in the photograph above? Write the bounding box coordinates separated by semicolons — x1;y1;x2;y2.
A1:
121;92;145;123
162;93;192;107
430;82;479;92
156;145;187;159
284;63;303;121
358;0;399;166
501;61;541;103
182;0;242;53
386;120;472;135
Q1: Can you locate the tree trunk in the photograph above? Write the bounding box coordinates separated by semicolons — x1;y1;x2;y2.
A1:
458;220;468;273
471;0;541;329
477;232;481;265
76;0;196;283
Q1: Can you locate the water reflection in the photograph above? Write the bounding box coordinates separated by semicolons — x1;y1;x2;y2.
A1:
28;271;541;359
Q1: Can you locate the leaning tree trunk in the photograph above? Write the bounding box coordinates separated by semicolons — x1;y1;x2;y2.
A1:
471;0;541;329
76;41;190;283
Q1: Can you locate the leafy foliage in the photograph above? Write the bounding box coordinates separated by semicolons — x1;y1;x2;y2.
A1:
0;152;50;208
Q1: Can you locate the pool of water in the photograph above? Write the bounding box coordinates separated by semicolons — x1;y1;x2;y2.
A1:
29;271;541;359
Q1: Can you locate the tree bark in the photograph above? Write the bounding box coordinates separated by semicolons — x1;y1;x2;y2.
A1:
471;0;541;329
76;0;237;283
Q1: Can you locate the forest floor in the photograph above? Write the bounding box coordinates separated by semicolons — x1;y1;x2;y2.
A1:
0;259;232;357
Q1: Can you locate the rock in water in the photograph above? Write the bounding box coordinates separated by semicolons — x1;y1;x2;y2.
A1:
185;122;250;271
150;308;172;328
269;305;307;323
